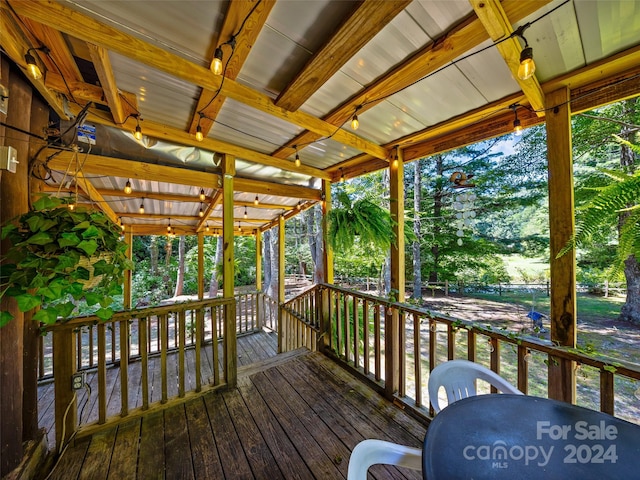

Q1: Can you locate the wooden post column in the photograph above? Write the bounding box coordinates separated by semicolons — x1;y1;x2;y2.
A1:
255;229;262;328
123;229;133;309
277;215;285;352
197;231;204;300
386;148;405;399
546;87;577;403
320;180;333;353
221;153;237;387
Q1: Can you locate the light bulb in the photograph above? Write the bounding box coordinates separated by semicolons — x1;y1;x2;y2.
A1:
351;114;359;130
254;195;259;205
134;124;143;141
68;202;75;211
24;53;42;80
518;46;535;80
139;203;145;214
167;223;172;233
124;180;132;194
199;206;204;217
212;47;223;75
199;188;206;201
205;223;210;232
295;153;301;167
196;125;204;142
513;118;523;136
244;207;248;219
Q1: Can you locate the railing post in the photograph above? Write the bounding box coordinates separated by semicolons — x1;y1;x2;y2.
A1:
53;327;77;448
384;306;400;399
224;301;237;387
318;287;330;353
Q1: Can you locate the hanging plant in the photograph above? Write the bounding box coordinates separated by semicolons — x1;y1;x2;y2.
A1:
327;190;395;252
1;194;134;327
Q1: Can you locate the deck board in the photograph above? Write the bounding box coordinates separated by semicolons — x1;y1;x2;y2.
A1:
37;337;429;480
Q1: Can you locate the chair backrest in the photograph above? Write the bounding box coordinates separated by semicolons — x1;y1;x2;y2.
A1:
347;439;422;480
428;359;522;413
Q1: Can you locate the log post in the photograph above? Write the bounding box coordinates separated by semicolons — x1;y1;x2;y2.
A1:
546;87;577;403
385;148;404;399
53;327;77;447
221;153;237;387
319;180;333;353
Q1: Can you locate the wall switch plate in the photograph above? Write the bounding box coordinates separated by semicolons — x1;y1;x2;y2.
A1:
0;146;18;173
0;84;7;115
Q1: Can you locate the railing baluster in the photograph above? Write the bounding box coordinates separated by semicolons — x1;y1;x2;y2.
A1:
178;310;186;398
600;369;615;415
119;319;129;416
363;300;370;375
160;314;168;404
140;316;149;410
97;323;107;424
195;309;203;392
413;312;422;407
447;323;455;360
490;337;500;394
212;306;219;385
353;297;360;369
374;304;381;381
517;345;529;394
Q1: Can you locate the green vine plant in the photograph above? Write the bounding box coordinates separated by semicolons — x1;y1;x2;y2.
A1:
1;195;134;327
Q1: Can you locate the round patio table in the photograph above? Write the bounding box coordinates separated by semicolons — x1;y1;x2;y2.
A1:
423;394;640;479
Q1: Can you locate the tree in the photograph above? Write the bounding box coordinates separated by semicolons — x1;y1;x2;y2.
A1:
173;236;185;297
412;160;422;299
209;236;223;297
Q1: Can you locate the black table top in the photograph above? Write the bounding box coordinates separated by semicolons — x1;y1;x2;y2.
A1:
423;394;640;480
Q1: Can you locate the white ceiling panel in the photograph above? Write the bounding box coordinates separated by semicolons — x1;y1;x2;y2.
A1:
407;0;475;38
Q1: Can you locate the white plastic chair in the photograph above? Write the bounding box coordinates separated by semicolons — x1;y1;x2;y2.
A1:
347;439;422;480
428;359;523;413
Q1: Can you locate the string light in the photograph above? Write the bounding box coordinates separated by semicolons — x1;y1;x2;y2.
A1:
515;25;536;81
134;115;143;140
294;145;301;167
120;218;125;231
195;114;204;141
254;195;259;205
167;218;172;234
199;188;206;201
511;104;523;136
24;52;42;80
339;168;345;182
199;204;205;217
205;223;210;232
351;114;359;130
244;206;248;219
124;180;132;194
296;201;301;210
212;47;224;75
139;199;145;214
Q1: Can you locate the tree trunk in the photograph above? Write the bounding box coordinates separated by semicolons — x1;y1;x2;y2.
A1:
209;236;223;297
263;229;272;292
267;227;279;298
618;98;639;323
173;236;185;297
307;206;324;283
150;236;158;275
429;154;445;283
412;160;422;299
164;238;173;296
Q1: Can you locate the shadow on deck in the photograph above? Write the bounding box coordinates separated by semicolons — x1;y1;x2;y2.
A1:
38;346;427;479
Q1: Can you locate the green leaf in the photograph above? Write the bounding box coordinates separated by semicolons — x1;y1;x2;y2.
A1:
72;267;91;281
33;308;59;324
84;292;102;306
1;224;17;240
80;225;101;239
33;195;62;211
76;239;98;256
56;251;81;270
58;233;81;248
15;294;41;312
0;311;14;327
68;282;85;300
92;259;114;276
55;302;77;318
99;296;113;308
95;307;114;321
20;231;53;246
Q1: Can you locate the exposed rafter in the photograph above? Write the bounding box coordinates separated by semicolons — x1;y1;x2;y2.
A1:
470;0;545;115
275;0;410;112
9;0;388;160
87;43;127;125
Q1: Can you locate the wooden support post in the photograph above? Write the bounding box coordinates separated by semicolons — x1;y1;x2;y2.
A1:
277;214;286;353
197;231;204;300
53;328;76;447
1;61;32;475
222;153;237;387
319;180;333;353
546;87;577;403
385;148;404;399
255;230;262;328
123;229;133;309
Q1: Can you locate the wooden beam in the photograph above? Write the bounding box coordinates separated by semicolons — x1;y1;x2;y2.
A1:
546;86;576;404
0;9;68;119
9;0;387;160
470;0;545;114
189;0;275;138
275;1;410;112
45;150;322;201
68;104;331;180
196;190;223;233
221;153;237;386
21;18;83;82
271;0;551;159
87;44;127;125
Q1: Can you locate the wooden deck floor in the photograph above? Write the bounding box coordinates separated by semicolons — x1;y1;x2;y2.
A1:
38;349;427;479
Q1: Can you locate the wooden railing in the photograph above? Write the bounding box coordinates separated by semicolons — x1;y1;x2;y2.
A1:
282;284;640;425
38;292;276;381
42;297;241;447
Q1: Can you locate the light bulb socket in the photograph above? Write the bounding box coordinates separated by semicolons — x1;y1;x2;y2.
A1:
199;188;206;201
195;125;204;142
124;180;132;194
351;114;359;130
